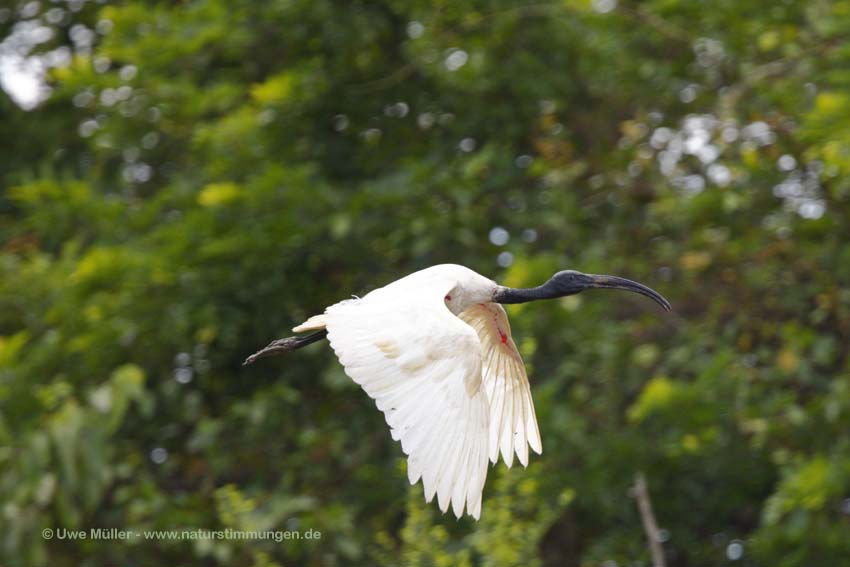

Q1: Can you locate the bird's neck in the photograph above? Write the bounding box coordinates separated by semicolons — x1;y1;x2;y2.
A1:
493;283;563;304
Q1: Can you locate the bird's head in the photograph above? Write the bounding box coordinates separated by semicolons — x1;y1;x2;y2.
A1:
545;270;591;296
549;270;671;310
495;269;672;311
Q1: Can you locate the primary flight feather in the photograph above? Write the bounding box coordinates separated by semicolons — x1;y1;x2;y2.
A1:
244;264;671;519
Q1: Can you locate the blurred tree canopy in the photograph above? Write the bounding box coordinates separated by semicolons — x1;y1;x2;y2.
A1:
2;0;850;565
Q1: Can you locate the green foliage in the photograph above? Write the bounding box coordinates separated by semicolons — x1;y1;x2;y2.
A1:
2;0;850;565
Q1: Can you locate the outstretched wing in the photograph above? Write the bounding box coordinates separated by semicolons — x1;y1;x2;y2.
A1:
322;277;490;519
458;303;542;468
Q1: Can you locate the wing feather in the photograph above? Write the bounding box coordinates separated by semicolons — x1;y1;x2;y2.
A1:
458;303;542;468
323;278;490;519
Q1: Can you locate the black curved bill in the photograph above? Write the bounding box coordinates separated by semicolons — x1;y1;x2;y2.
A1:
587;274;672;311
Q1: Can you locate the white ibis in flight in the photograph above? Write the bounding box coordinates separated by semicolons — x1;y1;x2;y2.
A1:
244;264;670;520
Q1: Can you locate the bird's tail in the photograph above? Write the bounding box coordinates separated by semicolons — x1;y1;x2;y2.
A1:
293;314;328;332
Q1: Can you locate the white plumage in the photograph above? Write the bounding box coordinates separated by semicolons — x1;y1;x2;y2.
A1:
250;263;673;518
293;264;542;519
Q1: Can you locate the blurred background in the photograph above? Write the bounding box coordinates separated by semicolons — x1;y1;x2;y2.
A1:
1;0;849;565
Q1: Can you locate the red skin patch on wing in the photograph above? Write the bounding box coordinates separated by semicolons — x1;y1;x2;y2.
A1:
478;303;509;345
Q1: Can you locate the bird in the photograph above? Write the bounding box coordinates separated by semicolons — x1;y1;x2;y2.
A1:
244;264;670;520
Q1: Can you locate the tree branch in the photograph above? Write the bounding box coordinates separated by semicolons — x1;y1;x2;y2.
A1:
630;472;667;567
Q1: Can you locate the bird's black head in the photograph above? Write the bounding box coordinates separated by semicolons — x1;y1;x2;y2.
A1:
546;270;595;296
494;269;672;311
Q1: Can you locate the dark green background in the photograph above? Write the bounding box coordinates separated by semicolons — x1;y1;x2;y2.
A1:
2;0;850;565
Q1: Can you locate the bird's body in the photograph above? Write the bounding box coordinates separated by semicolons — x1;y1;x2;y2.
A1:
293;264;535;519
246;263;671;520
